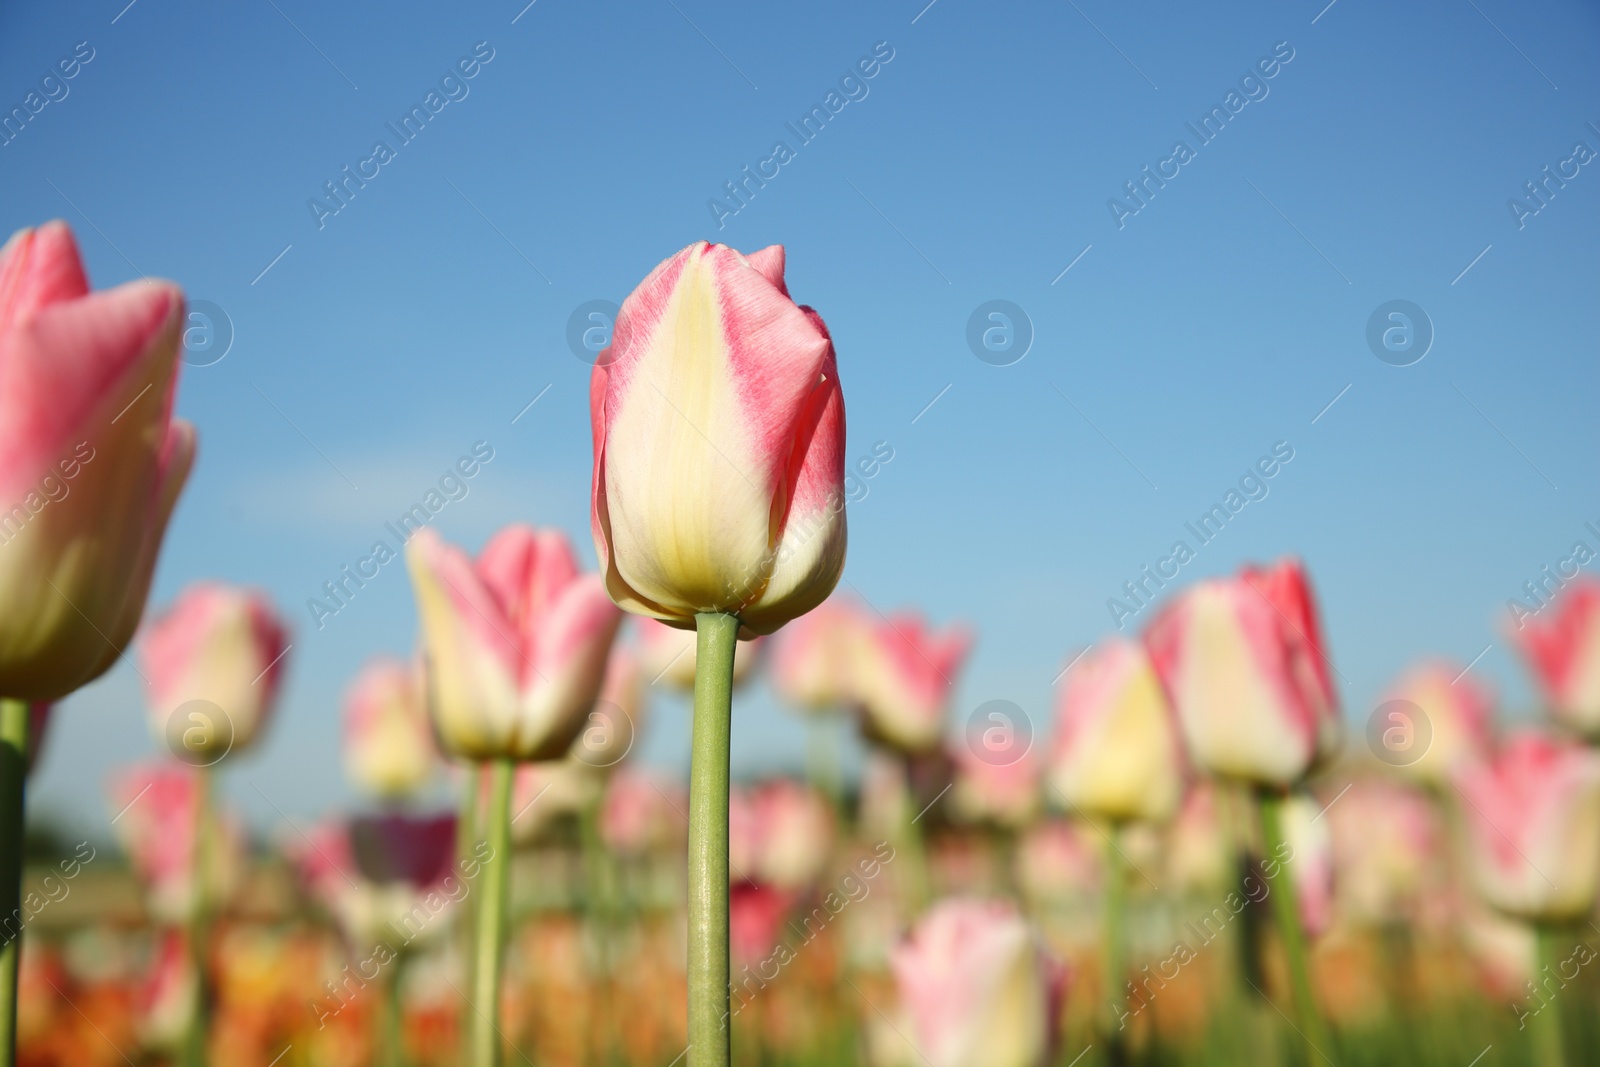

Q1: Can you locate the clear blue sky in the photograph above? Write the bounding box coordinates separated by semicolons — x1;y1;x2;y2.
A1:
5;0;1597;839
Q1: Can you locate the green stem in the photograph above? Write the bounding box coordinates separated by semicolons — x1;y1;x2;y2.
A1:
1256;789;1333;1067
688;612;739;1067
379;955;405;1067
891;757;932;916
470;758;514;1067
0;700;28;1067
1103;822;1130;1067
579;781;618;1067
180;764;214;1067
458;765;484;1067
1531;925;1567;1067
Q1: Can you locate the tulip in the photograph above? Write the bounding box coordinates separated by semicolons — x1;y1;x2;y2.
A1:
1327;779;1440;925
600;771;688;855
637;616;762;691
137;932;198;1053
1144;558;1340;786
1163;783;1232;893
729;780;834;890
1280;792;1335;939
854;611;972;755
1507;576;1600;737
590;241;850;1067
140;582;291;760
294;813;460;952
1048;638;1184;825
771;597;868;712
887;898;1063;1067
503;759;597;844
1378;659;1495;786
1014;820;1102;905
405;524;622;761
572;638;648;769
951;746;1043;828
106;763;242;925
405;523;620;1067
0;221;196;702
0;222;196;1066
1453;731;1600;922
589;241;847;634
343;656;435;800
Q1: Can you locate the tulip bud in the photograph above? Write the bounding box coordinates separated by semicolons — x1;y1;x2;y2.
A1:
772;597;868;712
888;899;1063;1067
1048;638;1183;824
137;931;197;1052
1378;660;1494;786
140;582;290;759
1280;792;1335;939
293;813;460;950
1327;779;1441;925
1163;783;1232;893
1507;576;1600;737
952;746;1043;828
730;779;834;890
1144;558;1340;786
637;616;762;691
854;611;972;754
0;222;195;700
589;242;847;635
1453;731;1600;922
601;770;688;854
343;656;435;799
1015;820;1102;904
404;524;623;761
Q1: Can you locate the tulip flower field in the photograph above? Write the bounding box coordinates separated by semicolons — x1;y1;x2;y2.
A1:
3;4;1598;1067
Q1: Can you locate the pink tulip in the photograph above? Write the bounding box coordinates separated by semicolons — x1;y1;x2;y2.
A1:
1163;783;1232;892
854;612;972;754
0;221;195;700
502;759;597;843
573;638;648;768
636;616;762;692
889;898;1064;1067
140;582;290;758
404;524;623;760
1048;637;1184;824
1453;731;1600;921
294;812;460;951
1327;779;1441;924
951;746;1043;828
107;763;242;923
1280;793;1335;939
342;656;435;799
1507;576;1600;736
1014;820;1102;903
729;881;797;966
589;242;847;635
729;779;834;890
1145;558;1341;785
772;597;869;712
136;931;197;1052
600;770;687;854
1378;659;1494;786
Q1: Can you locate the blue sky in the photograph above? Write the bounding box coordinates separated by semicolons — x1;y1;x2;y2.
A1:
4;0;1597;838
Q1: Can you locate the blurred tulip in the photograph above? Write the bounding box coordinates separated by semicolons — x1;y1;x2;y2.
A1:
342;656;434;800
140;582;290;759
730;779;834;890
600;770;687;854
589;241;847;635
1280;793;1335;939
637;616;763;691
1145;558;1340;786
1014;820;1102;903
888;898;1063;1067
137;931;196;1052
295;813;460;952
1327;779;1441;924
503;759;598;844
1048;638;1183;824
771;597;868;712
1378;660;1494;786
572;638;647;768
1507;576;1600;737
0;221;196;701
854;612;972;754
951;746;1043;828
405;524;622;761
1453;731;1600;922
107;763;242;924
729;882;797;966
1164;783;1232;893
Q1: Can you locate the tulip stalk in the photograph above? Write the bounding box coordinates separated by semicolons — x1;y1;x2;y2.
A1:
0;699;27;1067
469;758;513;1067
1531;925;1568;1067
1102;823;1129;1067
181;765;215;1067
687;612;739;1067
1255;789;1332;1066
